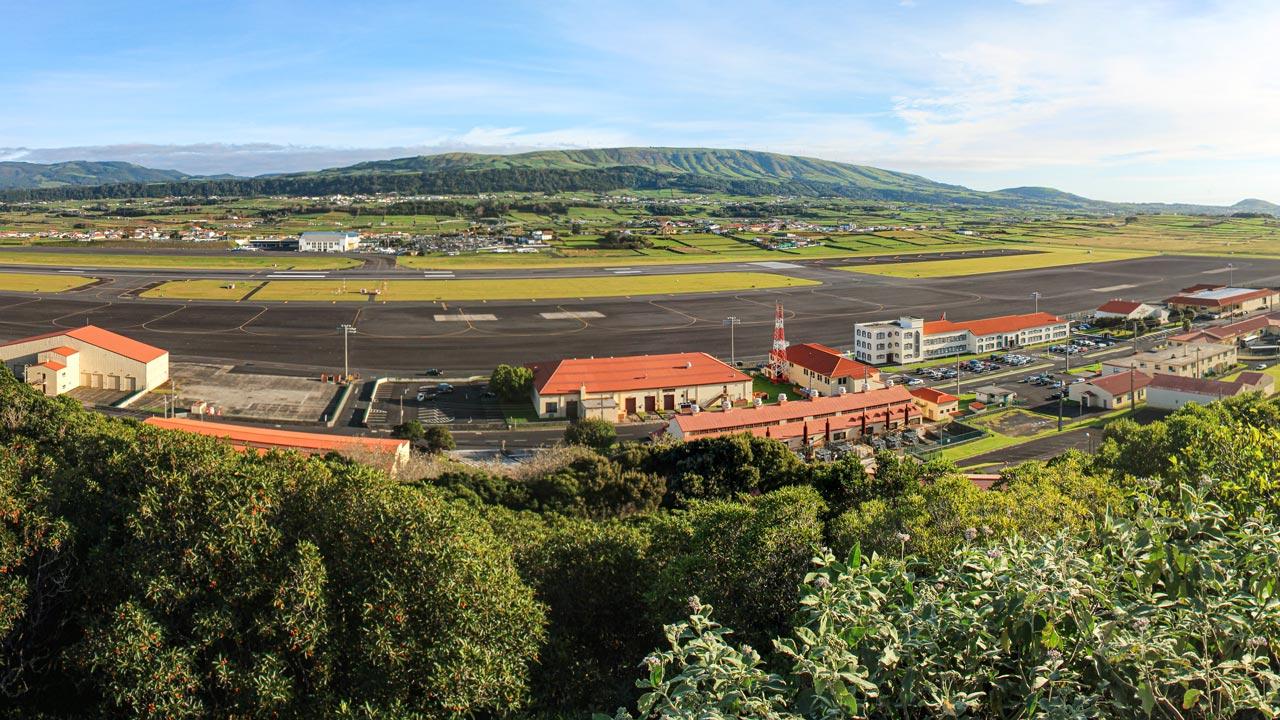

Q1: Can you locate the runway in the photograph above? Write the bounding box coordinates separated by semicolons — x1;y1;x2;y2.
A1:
0;252;1269;376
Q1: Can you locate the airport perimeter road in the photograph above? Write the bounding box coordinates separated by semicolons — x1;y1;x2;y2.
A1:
4;253;1280;375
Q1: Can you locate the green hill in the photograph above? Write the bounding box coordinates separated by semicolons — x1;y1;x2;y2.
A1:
0;160;189;189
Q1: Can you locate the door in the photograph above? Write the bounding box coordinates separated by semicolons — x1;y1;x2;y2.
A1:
663;394;675;410
625;397;637;415
644;396;656;413
565;400;579;418
126;377;137;392
107;375;120;391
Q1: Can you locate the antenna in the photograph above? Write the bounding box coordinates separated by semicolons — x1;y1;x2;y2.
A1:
768;302;788;382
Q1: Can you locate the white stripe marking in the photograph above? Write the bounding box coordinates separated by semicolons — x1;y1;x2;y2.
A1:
540;311;605;320
1092;284;1136;292
434;313;497;322
1201;267;1233;274
612;270;643;275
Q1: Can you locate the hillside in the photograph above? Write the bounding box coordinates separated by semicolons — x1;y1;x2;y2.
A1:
0;160;189;189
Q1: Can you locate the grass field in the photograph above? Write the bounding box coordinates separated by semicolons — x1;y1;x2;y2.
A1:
0;272;95;293
144;272;819;303
844;247;1152;279
0;251;360;271
139;280;265;301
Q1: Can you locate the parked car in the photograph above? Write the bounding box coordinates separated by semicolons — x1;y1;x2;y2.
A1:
416;392;428;401
425;368;443;377
436;382;455;393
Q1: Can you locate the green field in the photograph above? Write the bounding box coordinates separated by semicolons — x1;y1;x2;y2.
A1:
0;251;359;271
143;272;819;303
845;247;1152;279
0;272;95;293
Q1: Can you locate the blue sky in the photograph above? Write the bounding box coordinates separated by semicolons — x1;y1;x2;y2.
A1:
2;0;1278;203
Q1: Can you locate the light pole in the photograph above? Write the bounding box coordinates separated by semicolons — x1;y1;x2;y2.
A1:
1032;291;1041;314
337;323;357;379
1227;262;1235;286
723;317;741;366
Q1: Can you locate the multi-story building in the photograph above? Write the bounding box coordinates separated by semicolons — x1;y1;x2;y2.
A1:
852;313;1069;365
784;342;882;396
1101;342;1237;379
298;231;361;252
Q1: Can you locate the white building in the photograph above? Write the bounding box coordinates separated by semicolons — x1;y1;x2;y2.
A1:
853;313;1070;365
299;231;361;252
0;325;169;397
1094;299;1170;323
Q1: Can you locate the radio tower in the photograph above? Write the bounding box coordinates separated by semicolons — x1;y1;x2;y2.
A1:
768;302;788;382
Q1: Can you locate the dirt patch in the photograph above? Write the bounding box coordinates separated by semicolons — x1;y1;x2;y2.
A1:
971;409;1056;437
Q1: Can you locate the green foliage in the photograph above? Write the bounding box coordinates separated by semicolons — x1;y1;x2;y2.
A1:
617;483;1280;719
392;419;425;441
565;417;618;451
624;435;805;506
489;363;534;402
420;424;455;454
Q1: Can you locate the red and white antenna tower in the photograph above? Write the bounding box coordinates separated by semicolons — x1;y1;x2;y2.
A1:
768;302;788;381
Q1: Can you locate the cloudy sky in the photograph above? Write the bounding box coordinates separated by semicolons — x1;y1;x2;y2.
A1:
2;0;1277;203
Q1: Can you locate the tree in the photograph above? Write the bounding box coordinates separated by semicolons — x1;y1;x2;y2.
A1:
489;364;534;402
421;425;455;454
563;417;616;451
392;419;425;442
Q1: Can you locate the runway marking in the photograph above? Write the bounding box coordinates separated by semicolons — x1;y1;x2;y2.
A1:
1092;284;1136;292
434;313;497;322
610;270;643;275
268;273;328;279
1201;267;1233;274
57;269;85;273
752;261;802;270
422;271;455;278
540;311;605;320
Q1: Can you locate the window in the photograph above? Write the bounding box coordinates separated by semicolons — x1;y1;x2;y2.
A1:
545;402;559;414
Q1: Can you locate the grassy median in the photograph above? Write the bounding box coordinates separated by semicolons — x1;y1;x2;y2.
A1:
139;280;263;301
0;272;95;293
843;247;1153;279
0;251;359;271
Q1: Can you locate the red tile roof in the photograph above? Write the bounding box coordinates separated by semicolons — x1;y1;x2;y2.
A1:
785;343;878;380
1087;370;1152;396
34;360;65;371
1165;288;1276;308
909;386;958;404
923;312;1064;337
674;385;914;435
529;352;749;396
0;325;166;363
1234;371;1271;387
48;346;79;356
1096;300;1143;315
1148;373;1248;397
144;417;407;455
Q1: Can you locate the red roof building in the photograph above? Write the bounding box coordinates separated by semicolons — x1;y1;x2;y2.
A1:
854;312;1070;365
668;384;918;446
784;342;882;395
1164;286;1279;317
144;417;410;471
528;352;752;422
0;325;169;397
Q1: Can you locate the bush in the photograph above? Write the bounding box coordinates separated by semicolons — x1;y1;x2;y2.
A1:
564;417;617;451
489;364;534;401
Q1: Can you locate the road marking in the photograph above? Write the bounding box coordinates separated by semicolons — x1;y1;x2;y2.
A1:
56;269;85;273
540;311;605;319
611;269;643;275
267;273;327;279
422;271;455;278
1201;267;1233;274
434;313;497;322
1092;284;1136;292
752;261;802;269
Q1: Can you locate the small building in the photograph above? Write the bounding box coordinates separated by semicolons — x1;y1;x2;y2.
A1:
853;313;1069;365
1145;373;1274;410
144;417;410;472
1102;342;1237;379
667;385;919;448
909;386;959;421
0;325;169;397
1094;299;1170;323
784;342;882;396
1169;312;1280;348
1068;370;1152;409
1163;285;1279;319
974;385;1016;406
299;231;361;252
528;352;752;422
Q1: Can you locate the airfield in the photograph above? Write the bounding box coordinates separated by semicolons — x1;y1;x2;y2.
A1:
0;247;1273;376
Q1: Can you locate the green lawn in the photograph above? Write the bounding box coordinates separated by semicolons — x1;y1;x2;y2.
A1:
140;280;262;301
0;251;359;271
0;272;95;293
752;373;796;402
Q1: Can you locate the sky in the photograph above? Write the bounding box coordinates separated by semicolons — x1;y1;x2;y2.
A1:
1;0;1278;204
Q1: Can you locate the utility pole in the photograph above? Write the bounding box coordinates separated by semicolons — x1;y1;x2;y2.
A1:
723;317;740;367
1227;262;1235;286
337;323;357;379
1032;291;1041;314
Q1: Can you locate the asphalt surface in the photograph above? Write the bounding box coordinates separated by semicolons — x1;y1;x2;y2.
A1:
2;249;1277;381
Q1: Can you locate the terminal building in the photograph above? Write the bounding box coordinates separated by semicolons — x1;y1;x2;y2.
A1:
528;352;752;422
1163;285;1279;319
0;325;169;397
852;312;1069;365
299;231;361;252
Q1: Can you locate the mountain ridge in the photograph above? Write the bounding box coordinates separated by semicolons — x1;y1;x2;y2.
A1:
0;160;189;190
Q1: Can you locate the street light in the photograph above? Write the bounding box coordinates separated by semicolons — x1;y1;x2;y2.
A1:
337;323;357;379
1227;262;1235;286
1032;291;1041;314
723;317;741;367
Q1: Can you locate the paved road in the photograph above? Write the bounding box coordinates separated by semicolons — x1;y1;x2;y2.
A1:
2;251;1274;378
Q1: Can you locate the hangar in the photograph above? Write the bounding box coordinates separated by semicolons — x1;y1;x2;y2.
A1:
0;325;169;397
1164;285;1279;319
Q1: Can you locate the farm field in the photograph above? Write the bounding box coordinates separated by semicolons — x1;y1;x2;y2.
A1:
144;272;819;302
845;247;1152;279
0;272;95;293
0;250;360;271
976;215;1280;257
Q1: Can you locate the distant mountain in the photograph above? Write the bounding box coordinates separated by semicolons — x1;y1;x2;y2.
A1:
0;147;1274;216
0;160;189;190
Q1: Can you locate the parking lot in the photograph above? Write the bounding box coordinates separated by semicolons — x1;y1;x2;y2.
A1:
367;380;505;427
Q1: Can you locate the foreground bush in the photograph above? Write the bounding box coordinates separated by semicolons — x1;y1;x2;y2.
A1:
616;482;1280;719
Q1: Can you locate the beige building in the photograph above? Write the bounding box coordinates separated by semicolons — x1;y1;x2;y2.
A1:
1164;285;1279;319
908;387;960;421
1146;372;1274;410
784;342;882;396
528;352;752;422
1068;370;1152;409
0;325;168;397
1102;343;1236;379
